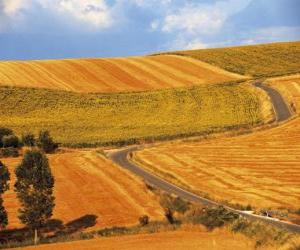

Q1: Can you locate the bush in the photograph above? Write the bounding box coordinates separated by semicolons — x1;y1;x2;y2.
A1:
160;194;190;214
0;128;13;148
37;131;58;153
164;208;174;224
0;147;19;158
22;133;36;147
139;215;149;226
2;135;20;148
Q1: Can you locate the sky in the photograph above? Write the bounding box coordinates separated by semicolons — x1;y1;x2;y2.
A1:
0;0;300;60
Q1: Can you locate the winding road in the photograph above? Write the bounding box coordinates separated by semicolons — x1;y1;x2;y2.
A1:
107;83;299;233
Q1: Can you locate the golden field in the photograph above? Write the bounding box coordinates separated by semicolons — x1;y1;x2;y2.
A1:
15;230;260;250
1;150;163;231
133;77;300;210
0;55;243;93
0;84;267;146
168;41;300;77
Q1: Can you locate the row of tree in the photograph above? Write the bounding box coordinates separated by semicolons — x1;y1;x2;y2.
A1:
0;128;58;154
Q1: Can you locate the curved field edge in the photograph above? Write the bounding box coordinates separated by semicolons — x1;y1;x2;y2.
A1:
0;83;271;147
159;41;300;78
0;55;244;93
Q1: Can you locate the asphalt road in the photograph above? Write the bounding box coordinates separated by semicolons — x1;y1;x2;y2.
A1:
107;84;299;233
255;82;292;122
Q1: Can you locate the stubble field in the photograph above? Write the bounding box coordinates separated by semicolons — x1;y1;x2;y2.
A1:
2;150;163;231
0;55;243;93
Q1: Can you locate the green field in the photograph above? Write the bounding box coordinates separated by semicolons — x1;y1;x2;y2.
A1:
0;84;265;146
164;41;300;77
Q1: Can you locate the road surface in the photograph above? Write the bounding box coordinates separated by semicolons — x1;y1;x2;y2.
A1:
255;82;292;122
107;84;299;233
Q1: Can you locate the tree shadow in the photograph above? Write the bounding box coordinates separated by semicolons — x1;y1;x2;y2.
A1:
0;214;98;243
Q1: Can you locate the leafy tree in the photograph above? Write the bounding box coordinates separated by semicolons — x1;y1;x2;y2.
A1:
37;131;58;153
22;133;36;147
0;128;13;148
14;150;55;244
0;161;10;229
2;135;20;148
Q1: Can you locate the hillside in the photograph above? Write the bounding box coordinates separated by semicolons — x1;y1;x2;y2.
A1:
0;84;268;146
133;79;300;210
0;55;243;93
15;230;260;250
166;41;300;77
2;150;163;231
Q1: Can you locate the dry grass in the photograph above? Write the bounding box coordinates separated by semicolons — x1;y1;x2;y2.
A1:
165;41;300;77
0;84;265;146
1;150;163;231
13;229;258;250
0;55;243;93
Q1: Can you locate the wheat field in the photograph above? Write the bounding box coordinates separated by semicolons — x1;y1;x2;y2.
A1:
0;83;266;146
0;55;243;93
2;150;163;231
133;78;300;210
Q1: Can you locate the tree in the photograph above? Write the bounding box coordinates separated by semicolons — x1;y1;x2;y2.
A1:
37;131;58;153
14;150;55;244
0;161;10;229
0;128;13;148
22;133;36;147
2;135;20;148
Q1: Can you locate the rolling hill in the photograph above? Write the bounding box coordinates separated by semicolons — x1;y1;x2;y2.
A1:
167;41;300;77
133;78;300;210
0;84;269;146
0;55;243;93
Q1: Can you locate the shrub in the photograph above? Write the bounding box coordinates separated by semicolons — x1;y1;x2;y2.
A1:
37;131;58;153
139;215;149;226
0;147;19;158
160;194;190;214
2;135;20;148
0;128;13;148
22;133;36;147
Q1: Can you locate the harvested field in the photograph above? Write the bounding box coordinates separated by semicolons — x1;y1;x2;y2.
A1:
134;117;300;209
14;230;258;250
0;84;267;146
1;150;163;231
0;55;243;93
166;41;300;77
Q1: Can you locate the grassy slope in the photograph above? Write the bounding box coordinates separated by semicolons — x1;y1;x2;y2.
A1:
0;84;264;146
0;55;243;93
165;41;300;77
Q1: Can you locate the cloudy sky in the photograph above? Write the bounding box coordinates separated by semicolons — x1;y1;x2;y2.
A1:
0;0;300;60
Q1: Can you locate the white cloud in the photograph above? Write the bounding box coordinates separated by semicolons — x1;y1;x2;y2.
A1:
152;0;251;50
0;0;114;32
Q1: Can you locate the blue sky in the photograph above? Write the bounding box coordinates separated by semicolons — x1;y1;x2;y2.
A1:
0;0;300;60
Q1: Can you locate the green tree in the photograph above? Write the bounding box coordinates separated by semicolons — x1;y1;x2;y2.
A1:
14;150;55;244
22;133;36;147
37;131;58;153
0;128;13;148
0;161;10;229
2;135;20;148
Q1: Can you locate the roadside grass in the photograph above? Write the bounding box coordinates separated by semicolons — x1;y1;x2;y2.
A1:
161;41;300;78
0;82;265;147
2;191;298;250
